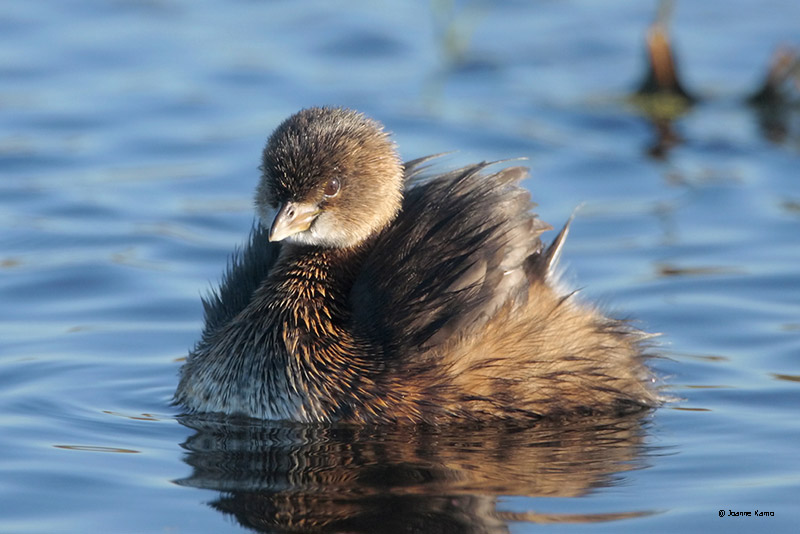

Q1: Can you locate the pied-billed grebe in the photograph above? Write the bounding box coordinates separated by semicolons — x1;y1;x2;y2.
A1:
175;107;658;423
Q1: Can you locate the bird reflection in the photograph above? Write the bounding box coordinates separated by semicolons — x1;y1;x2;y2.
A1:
176;414;657;533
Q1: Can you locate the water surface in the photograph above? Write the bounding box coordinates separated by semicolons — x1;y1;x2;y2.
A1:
2;1;799;532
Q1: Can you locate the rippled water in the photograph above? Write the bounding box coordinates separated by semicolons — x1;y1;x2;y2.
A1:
2;1;799;532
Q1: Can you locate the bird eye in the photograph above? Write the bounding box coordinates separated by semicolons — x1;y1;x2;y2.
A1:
323;177;341;198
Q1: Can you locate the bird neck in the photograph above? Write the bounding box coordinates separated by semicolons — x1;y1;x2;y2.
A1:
270;244;365;321
263;243;383;420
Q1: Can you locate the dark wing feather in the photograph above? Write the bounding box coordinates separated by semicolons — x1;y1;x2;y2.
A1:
350;161;551;352
200;223;281;335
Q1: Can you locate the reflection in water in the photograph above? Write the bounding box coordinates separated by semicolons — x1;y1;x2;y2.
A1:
643;118;684;161
631;0;693;160
632;1;800;158
176;414;657;533
748;46;800;144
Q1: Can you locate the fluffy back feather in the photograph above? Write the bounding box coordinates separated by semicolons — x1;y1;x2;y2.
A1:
350;162;550;353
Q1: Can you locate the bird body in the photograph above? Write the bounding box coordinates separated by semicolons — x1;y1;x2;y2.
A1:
175;107;657;423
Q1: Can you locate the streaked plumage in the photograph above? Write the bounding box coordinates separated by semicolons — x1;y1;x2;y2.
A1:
175;107;658;423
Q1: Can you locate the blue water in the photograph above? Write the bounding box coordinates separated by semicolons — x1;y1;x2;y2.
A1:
2;0;799;532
